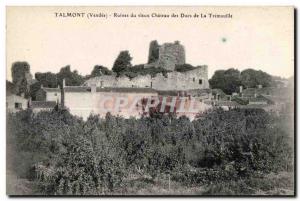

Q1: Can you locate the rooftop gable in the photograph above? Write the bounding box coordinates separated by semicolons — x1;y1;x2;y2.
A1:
31;101;57;108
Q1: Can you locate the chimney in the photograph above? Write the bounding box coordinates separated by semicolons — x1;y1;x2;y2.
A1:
91;84;96;93
239;86;243;93
62;79;66;88
28;97;32;108
61;80;65;108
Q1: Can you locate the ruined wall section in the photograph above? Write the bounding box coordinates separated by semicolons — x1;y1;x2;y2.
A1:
152;66;209;90
156;42;185;71
84;66;208;91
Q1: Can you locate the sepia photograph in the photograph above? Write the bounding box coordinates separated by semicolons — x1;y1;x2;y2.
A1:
6;6;295;196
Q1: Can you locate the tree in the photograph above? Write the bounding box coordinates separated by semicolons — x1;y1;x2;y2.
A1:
57;65;84;87
90;65;113;78
241;69;273;88
112;51;132;76
148;40;160;64
29;82;42;100
35;72;58;88
6;80;16;95
209;68;242;94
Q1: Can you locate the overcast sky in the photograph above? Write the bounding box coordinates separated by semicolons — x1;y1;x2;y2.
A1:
6;6;294;81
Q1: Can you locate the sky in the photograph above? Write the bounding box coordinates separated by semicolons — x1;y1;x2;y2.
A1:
6;6;294;81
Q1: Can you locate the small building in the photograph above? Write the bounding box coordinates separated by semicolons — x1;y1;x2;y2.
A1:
35;86;61;102
6;94;28;113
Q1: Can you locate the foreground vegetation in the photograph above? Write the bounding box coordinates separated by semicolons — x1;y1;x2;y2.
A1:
7;108;294;195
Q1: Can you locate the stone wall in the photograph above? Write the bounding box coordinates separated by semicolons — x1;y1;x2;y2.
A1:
64;90;158;120
63;89;212;120
84;66;209;91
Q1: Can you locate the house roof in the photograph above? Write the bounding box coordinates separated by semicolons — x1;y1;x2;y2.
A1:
262;94;293;103
242;87;292;97
96;87;157;93
215;100;240;107
203;100;240;107
41;87;60;93
157;89;211;96
64;86;90;92
63;86;157;94
248;95;271;103
239;104;269;109
156;90;179;96
31;101;57;108
6;94;28;101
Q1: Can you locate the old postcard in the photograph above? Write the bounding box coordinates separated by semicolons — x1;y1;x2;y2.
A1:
6;6;294;196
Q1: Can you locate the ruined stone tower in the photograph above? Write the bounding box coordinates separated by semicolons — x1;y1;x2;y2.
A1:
146;40;186;71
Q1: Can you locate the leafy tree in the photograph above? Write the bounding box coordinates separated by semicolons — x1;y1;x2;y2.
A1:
210;68;278;95
29;82;42;100
90;65;113;78
57;65;84;87
241;69;274;88
112;51;132;76
209;68;242;94
35;72;58;88
121;65;170;79
6;80;16;95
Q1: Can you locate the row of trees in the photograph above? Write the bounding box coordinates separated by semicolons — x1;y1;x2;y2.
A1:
7;108;293;195
209;68;276;94
9;50;138;100
10;62;86;99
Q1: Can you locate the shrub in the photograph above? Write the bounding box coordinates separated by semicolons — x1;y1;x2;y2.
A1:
7;107;293;195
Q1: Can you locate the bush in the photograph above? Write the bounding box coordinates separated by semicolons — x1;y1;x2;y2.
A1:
175;64;197;72
7;107;293;195
120;65;171;79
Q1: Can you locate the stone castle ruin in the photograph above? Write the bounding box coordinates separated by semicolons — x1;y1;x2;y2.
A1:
8;41;291;121
146;40;185;71
84;40;209;91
